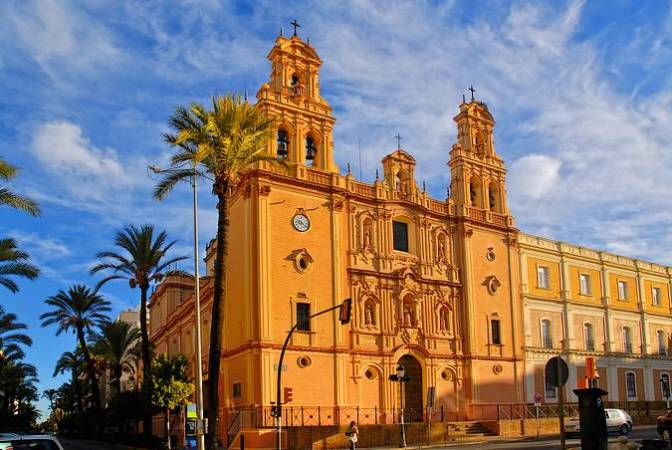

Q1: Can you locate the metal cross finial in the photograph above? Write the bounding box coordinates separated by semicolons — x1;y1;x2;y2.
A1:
395;133;403;149
290;20;300;36
469;85;476;101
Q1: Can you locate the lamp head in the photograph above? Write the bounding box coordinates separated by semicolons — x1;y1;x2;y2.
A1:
396;364;405;379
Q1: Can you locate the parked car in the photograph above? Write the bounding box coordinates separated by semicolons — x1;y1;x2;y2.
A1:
566;408;633;436
0;435;64;450
0;443;13;450
657;410;672;441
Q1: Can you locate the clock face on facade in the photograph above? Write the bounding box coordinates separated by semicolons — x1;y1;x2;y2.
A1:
292;213;310;232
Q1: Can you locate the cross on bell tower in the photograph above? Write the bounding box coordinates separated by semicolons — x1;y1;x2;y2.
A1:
395;133;403;149
290;20;300;36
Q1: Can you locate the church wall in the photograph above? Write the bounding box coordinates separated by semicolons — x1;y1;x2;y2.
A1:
267;185;336;347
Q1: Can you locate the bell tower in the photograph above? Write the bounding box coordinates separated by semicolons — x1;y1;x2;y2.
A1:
449;94;509;216
255;26;338;173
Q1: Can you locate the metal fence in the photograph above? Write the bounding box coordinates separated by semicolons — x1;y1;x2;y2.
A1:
223;400;672;431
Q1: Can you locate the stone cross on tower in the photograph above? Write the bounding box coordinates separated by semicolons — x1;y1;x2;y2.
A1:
395;133;403;149
290;20;300;36
469;85;476;101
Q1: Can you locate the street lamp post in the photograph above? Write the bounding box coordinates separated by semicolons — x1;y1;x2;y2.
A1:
148;164;205;450
389;364;410;448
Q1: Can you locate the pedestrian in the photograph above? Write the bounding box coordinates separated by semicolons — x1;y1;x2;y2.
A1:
345;420;359;450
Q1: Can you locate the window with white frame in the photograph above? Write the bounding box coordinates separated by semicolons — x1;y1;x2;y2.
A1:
653;287;662;306
626;372;637;399
541;319;553;349
623;327;633;354
579;273;591;296
618;280;628;301
584;323;595;351
658;330;667;355
537;266;550;289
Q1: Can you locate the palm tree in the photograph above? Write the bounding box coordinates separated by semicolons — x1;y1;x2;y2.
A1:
93;320;140;395
40;285;111;431
54;350;85;415
0;360;37;422
0;156;40;215
0;305;32;361
155;95;276;448
0;238;39;294
90;225;187;437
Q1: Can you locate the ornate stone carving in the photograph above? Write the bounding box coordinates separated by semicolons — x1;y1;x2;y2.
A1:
259;185;272;196
484;275;501;295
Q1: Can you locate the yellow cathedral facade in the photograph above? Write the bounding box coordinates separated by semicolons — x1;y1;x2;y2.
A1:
149;30;672;442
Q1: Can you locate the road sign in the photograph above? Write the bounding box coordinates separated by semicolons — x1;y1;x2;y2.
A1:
545;356;569;387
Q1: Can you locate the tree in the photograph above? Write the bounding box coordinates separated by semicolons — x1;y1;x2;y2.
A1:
93;320;140;395
0;360;38;427
151;354;195;450
90;225;187;437
53;350;85;415
0;304;32;361
40;285;111;432
0;238;39;294
0;156;40;215
156;94;276;449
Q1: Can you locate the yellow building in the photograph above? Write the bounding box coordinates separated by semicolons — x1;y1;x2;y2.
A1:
520;234;672;404
149;31;525;437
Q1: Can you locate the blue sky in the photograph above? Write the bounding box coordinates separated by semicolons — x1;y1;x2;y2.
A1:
1;0;671;417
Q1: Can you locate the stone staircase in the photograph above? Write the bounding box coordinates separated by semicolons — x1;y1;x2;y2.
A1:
444;421;498;441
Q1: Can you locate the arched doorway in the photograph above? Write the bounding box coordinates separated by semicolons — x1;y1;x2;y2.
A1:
398;355;423;422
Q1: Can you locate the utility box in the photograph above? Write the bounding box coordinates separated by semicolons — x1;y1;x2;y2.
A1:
573;387;608;450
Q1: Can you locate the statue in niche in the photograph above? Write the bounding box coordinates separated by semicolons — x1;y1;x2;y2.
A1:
402;299;416;327
439;306;450;332
364;299;376;326
363;219;373;250
437;235;447;261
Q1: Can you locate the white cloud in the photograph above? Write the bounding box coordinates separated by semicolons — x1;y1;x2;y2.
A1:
509;154;562;200
30;121;131;202
8;230;70;258
5;0;119;80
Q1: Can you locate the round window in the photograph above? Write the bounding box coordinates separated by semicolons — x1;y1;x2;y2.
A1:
299;257;309;270
441;370;452;381
365;369;375;380
297;356;312;368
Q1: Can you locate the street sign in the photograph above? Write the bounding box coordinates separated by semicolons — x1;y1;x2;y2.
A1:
545;356;569;387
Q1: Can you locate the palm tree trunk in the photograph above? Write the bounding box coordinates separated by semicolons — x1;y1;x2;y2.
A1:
114;364;122;395
76;326;103;433
207;186;229;450
140;285;153;437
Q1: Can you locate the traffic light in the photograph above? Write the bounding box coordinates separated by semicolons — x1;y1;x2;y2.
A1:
283;387;293;404
270;405;280;418
339;298;352;324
